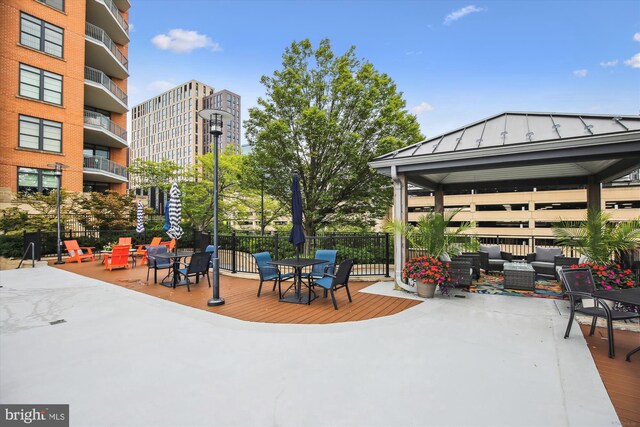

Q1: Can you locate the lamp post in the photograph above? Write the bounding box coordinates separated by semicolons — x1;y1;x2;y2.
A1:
198;108;232;307
260;173;270;235
47;162;69;264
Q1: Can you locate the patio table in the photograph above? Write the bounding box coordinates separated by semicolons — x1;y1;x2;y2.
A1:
154;251;194;288
503;262;536;291
591;288;640;362
268;258;326;305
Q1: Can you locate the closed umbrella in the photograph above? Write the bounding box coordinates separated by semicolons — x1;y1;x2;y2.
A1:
136;201;145;234
162;200;170;231
167;182;183;244
289;174;305;258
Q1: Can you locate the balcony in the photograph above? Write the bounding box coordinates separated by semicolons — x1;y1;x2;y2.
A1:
84;66;128;113
83;156;128;183
86;0;129;45
85;23;128;79
84;110;127;149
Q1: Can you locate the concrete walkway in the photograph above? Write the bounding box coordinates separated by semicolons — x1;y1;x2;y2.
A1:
0;267;619;427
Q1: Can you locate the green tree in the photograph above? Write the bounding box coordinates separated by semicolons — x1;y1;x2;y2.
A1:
245;38;423;235
76;191;137;230
128;159;182;193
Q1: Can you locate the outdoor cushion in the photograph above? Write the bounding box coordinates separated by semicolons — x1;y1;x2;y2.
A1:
535;247;562;263
531;261;553;269
579;255;589;264
488;259;507;266
481;245;502;260
440;253;451;262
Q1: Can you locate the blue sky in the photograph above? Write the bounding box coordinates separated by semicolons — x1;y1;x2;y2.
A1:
128;0;640;143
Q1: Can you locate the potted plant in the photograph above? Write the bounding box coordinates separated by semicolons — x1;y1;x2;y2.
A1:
403;255;451;298
552;209;640;265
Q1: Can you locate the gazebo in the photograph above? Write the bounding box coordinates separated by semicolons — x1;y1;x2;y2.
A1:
369;111;640;284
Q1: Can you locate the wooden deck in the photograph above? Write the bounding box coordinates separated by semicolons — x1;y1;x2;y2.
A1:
580;324;640;427
51;260;420;324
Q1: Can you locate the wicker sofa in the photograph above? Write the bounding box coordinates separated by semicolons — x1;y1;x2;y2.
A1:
479;245;513;273
526;247;578;279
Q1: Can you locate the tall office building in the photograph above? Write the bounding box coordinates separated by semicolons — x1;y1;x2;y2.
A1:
130;80;216;169
0;0;131;202
202;89;242;153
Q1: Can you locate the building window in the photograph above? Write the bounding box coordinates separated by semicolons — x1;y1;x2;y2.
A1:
35;0;64;12
20;13;63;58
83;181;110;193
17;167;57;194
19;63;62;105
19;115;62;152
83;144;109;159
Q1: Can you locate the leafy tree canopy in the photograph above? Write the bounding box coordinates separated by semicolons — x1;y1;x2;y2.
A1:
128;159;181;193
245;38;424;235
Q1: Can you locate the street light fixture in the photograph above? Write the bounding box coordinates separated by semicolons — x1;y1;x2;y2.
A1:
198;108;232;307
47;162;69;265
261;173;270;235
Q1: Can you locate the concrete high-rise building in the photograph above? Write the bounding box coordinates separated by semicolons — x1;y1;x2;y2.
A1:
202;89;241;153
0;0;131;201
130;80;216;169
129;81;241;211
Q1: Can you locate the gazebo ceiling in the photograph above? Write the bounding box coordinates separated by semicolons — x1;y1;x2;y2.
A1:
370;112;640;191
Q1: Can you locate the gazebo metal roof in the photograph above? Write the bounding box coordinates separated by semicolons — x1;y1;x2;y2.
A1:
370;112;640;191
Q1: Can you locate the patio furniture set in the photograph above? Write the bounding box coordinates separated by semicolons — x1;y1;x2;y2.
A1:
253;250;355;310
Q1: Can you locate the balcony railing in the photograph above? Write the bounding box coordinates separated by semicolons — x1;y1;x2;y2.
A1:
84;110;127;142
97;0;129;34
85;22;128;70
83;156;128;179
84;66;127;105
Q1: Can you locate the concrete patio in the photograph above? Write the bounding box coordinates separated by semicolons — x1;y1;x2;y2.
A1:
0;266;621;426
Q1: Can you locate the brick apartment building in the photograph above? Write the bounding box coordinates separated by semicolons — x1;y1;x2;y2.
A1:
0;0;130;203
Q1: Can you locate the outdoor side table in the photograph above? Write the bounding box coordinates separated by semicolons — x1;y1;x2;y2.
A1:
503;262;536;291
268;258;326;305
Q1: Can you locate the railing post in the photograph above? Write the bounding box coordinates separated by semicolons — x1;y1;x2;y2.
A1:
385;232;391;277
274;231;279;260
231;231;237;273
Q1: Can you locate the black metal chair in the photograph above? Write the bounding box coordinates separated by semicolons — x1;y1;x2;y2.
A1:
177;252;212;292
559;268;639;358
146;245;172;283
310;259;355;310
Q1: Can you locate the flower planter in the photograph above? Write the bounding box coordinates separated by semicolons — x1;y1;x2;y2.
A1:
417;281;437;298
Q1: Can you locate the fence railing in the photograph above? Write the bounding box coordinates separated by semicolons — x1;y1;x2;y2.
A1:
96;0;129;34
85;22;128;70
84;110;127;142
83;156;128;179
84;66;128;105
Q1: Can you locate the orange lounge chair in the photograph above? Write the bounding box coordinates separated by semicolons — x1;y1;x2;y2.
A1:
136;237;162;266
118;237;132;247
64;240;95;263
160;239;176;251
105;245;131;271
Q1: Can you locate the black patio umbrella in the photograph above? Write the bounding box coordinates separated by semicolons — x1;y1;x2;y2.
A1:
289;174;305;258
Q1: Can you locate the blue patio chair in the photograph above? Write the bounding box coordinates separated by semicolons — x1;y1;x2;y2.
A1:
252;252;294;298
146;245;172;284
205;245;215;268
305;249;338;281
310;259;354;310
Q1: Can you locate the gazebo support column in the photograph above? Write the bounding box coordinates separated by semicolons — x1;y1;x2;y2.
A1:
391;166;408;285
434;186;444;214
587;177;602;211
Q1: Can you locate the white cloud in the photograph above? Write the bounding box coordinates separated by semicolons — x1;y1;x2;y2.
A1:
410;102;435;115
129;23;135;32
147;80;176;93
573;69;588;78
624;53;640;68
444;5;484;25
151;29;222;53
633;32;640;42
599;60;618;68
405;50;423;56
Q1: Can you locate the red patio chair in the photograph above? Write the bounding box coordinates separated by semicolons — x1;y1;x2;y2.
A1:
105;245;131;271
64;240;95;263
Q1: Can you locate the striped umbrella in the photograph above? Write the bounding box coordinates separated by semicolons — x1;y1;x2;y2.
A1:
166;182;183;241
136;201;145;234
